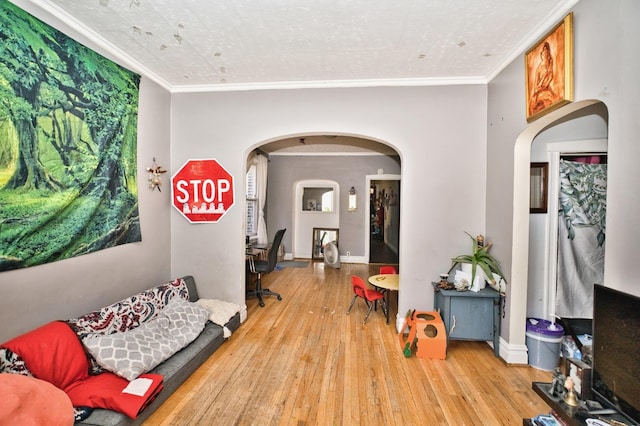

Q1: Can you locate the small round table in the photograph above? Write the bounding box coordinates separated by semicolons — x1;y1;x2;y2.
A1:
368;274;399;324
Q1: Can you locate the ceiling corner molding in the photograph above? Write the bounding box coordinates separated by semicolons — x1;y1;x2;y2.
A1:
18;0;173;91
170;76;488;94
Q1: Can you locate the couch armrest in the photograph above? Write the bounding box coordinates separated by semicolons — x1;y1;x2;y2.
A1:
181;276;199;302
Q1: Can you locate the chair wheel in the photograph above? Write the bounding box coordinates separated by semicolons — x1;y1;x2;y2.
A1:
259;300;265;307
277;295;282;301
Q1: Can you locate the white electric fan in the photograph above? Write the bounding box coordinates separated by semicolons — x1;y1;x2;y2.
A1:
323;241;341;268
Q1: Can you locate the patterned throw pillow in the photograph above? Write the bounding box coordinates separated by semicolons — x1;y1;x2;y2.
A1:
82;299;209;381
68;278;190;339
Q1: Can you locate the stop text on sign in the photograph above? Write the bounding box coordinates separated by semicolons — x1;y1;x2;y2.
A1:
174;179;231;204
171;158;235;223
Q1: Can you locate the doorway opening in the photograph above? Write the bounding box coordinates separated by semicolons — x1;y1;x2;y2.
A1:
367;175;400;264
506;99;608;364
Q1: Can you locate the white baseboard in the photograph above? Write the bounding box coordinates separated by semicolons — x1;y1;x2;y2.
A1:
340;255;368;264
283;253;368;264
498;337;529;365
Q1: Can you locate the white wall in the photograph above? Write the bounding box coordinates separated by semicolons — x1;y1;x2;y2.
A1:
170;86;488;326
293;180;340;259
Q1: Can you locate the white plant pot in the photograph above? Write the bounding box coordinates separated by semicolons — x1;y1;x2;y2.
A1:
460;263;487;292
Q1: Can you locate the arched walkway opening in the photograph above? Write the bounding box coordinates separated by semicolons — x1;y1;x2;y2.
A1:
507;99;608;363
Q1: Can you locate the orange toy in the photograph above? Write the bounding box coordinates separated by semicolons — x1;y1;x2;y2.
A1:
414;311;447;359
399;310;447;359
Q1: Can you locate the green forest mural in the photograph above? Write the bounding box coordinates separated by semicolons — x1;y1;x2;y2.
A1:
0;1;141;272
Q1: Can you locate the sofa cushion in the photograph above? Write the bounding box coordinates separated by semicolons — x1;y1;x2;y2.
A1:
0;321;89;391
82;299;209;381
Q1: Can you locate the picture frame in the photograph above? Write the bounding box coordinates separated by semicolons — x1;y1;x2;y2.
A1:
564;357;592;400
530;162;548;213
525;12;574;122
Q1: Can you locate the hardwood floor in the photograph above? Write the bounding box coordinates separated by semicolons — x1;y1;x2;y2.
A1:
144;262;552;425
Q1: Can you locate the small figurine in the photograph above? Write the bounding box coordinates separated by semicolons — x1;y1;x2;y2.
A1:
563;376;579;406
549;367;566;398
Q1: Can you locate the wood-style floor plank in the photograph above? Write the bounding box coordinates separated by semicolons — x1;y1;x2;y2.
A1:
144;262;552;425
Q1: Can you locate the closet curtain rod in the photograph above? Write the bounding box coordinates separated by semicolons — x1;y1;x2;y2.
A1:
560;152;607;157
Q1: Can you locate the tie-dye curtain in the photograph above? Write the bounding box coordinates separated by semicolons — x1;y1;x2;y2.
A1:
556;158;607;318
0;1;141;272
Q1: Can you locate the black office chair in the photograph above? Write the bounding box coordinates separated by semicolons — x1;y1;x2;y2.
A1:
247;228;286;307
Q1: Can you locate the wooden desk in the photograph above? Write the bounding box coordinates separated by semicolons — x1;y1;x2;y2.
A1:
252;243;270;251
368;274;399;324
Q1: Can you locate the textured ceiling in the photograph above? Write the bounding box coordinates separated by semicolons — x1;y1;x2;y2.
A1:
26;0;578;92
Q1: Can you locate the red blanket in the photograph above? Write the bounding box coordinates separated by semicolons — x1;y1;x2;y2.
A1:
1;321;163;419
65;372;164;419
1;321;89;390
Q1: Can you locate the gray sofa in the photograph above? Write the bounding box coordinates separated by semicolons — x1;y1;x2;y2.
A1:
0;275;239;425
78;275;241;426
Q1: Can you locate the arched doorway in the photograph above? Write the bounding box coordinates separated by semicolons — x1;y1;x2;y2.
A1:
507;99;608;363
245;134;401;265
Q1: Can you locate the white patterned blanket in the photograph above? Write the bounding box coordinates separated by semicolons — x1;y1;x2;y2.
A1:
195;299;242;338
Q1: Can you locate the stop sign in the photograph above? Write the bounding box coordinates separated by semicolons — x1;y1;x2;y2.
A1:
171;159;235;223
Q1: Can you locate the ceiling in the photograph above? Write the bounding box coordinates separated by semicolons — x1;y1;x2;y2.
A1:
29;0;578;93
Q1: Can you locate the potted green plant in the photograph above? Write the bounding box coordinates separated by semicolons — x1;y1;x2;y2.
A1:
448;232;507;290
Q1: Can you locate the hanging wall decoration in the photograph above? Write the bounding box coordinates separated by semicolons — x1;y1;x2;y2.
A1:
0;1;141;272
525;12;574;122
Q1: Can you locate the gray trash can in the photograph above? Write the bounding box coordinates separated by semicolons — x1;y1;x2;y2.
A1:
526;318;564;371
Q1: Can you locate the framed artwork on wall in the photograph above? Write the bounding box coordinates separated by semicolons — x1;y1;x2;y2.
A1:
530;162;548;213
525;12;574;122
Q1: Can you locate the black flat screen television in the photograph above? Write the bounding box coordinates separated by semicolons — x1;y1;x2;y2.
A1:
592;284;640;423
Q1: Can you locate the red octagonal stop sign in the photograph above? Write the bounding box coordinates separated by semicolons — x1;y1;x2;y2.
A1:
171;159;235;223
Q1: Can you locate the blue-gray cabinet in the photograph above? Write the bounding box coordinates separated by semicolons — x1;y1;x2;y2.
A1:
432;283;501;357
